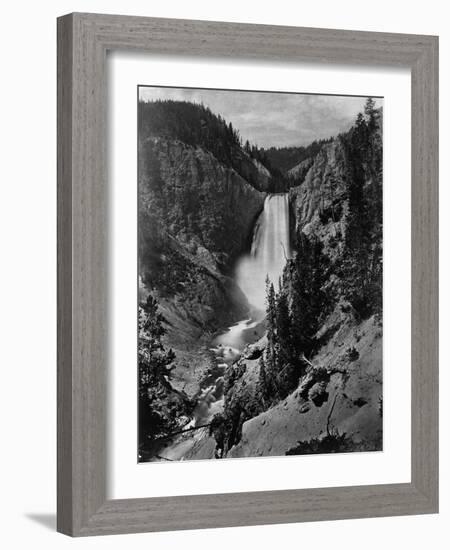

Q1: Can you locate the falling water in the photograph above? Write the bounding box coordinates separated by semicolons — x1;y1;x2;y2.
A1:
235;194;291;312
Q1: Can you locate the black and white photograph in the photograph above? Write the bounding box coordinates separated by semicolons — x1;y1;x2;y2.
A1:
1;0;444;544
137;86;383;462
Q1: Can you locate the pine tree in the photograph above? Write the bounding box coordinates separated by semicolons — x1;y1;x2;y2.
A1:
262;277;282;402
364;97;377;131
275;290;292;366
139;294;175;384
344;112;370;253
340;103;383;318
265;277;277;352
288;233;328;361
256;356;269;410
138;294;178;443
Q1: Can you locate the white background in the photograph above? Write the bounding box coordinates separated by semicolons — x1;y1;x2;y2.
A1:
0;1;447;548
109;55;411;498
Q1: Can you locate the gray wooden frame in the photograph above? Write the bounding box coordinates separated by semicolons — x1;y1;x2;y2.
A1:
57;12;439;537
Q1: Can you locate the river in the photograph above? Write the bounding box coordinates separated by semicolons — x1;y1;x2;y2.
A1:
152;193;291;461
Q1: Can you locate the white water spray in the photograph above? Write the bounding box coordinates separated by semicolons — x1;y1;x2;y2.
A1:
235;194;291;312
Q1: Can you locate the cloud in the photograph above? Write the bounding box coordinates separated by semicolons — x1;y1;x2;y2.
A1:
139;86;382;148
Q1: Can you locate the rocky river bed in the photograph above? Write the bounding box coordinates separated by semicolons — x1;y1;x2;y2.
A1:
144;316;265;462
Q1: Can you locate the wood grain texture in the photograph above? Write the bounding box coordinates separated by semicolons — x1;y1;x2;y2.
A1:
410;36;439;506
57;13;74;535
57;12;439;537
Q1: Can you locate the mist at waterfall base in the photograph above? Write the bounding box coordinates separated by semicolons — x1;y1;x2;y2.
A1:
236;193;291;314
214;194;291;353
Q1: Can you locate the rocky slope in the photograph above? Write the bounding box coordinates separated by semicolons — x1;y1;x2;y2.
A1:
182;303;382;460
206;105;383;459
227;308;382;457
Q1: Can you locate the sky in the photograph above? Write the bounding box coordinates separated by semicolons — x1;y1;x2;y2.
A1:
139;86;382;149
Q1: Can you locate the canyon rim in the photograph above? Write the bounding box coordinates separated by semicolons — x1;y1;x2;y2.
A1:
137;86;383;462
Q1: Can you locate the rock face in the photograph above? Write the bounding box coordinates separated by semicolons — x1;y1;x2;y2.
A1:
140;138;267;269
289;139;348;261
139;137;267;332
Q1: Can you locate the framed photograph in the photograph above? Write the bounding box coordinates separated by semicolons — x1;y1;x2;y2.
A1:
57;13;438;536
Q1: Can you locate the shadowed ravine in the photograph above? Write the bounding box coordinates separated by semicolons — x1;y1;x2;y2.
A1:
151;194;291;461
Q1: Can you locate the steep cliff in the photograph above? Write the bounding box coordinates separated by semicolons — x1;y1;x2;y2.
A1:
138;114;269;399
139;136;266;330
289;139;348;261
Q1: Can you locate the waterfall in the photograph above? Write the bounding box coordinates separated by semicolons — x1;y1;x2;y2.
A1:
235;194;291;313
